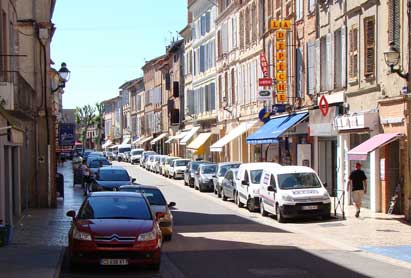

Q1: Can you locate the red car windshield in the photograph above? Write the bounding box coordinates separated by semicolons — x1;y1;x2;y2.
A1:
77;196;152;220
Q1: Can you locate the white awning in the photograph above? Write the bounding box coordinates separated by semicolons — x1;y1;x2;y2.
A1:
187;132;212;151
118;143;131;149
150;133;168;145
109;144;119;149
121;136;131;145
165;136;175;144
180;127;200;145
210;120;258;152
137;136;153;145
132;136;142;144
102;140;113;149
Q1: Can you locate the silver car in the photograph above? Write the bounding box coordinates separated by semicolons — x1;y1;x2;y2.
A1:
194;163;217;192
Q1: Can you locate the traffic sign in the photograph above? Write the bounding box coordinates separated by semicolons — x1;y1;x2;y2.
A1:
259;78;273;87
319;95;329;116
277;93;287;102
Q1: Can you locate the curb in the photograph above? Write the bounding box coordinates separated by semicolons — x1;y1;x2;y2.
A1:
53;246;66;278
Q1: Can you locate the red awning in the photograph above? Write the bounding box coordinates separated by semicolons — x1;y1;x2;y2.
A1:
75;141;82;146
347;133;402;160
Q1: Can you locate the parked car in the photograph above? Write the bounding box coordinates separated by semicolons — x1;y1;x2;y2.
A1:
154;155;167;174
156;156;168;174
130;149;144;164
146;155;157;171
66;191;163;270
221;168;239;201
168;159;190;179
259;166;331;223
194;163;217;192
119;185;176;241
87;158;111;178
106;152;115;161
236;163;282;212
162;157;179;177
89;166;135;193
184;161;211;188
123;151;131;163
81;149;93;160
140;151;156;167
112;150;118;161
213;162;241;197
149;155;161;172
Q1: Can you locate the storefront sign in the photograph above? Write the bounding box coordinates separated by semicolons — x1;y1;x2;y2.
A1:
272;104;286;113
274;21;289;104
259;78;273;87
277;93;287;103
259;52;269;78
59;123;76;146
309;107;337;137
257;90;272;101
258;108;271;123
319;95;329;116
335;111;379;131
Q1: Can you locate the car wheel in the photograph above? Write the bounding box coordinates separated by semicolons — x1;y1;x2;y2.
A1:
247;198;256;212
222;190;227;201
199;184;204;192
163;234;172;241
322;212;331;220
260;200;268;216
276;205;285;223
173;173;176;179
217;188;222;198
235;192;243;208
184;179;187;186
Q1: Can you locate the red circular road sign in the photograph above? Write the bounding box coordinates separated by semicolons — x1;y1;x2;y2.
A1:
319;95;329;116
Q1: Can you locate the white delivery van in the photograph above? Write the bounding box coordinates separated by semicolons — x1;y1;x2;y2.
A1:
259;166;331;223
235;163;282;212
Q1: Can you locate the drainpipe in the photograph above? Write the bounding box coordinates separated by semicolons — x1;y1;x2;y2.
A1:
407;0;411;220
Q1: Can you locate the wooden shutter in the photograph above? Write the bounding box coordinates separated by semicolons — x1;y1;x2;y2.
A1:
315;39;321;93
296;48;303;97
364;17;375;77
341;26;346;87
307;41;315;95
173;81;179;97
326;33;334;90
388;0;400;47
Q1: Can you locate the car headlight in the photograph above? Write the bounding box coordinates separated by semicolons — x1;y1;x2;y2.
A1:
282;194;294;202
73;227;92;241
138;229;157;242
322;191;331;201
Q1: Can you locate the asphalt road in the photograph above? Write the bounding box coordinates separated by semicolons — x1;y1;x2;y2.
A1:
60;162;411;278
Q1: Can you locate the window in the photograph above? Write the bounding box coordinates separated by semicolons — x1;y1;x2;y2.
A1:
251;3;257;42
296;0;303;20
364;17;375;77
231;68;236;104
270;174;277;188
349;26;358;79
334;29;342;88
239;11;245;49
308;0;316;14
307;41;315;95
388;0;400;48
245;7;250;45
232;16;237;49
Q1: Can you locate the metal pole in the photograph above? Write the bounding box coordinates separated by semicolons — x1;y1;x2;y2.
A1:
407;0;411;220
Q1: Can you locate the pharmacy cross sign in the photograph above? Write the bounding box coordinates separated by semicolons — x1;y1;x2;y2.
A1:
319;95;329;117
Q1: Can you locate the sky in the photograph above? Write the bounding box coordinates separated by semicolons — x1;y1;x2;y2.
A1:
51;0;187;109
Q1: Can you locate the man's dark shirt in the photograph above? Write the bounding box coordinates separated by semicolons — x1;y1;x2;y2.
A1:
349;169;367;191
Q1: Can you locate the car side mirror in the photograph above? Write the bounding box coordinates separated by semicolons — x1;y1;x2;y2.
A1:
267;185;276;192
323;182;328;188
156;212;166;220
168;202;176;208
132;178;136;183
66;210;76;219
242;180;249;186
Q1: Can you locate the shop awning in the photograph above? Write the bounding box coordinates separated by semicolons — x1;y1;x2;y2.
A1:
187;132;212;154
246;112;308;145
347;133;402;160
150;133;168;145
121;136;131;145
180;126;200;145
132;136;142;144
137;136;153;145
102;140;113;149
165;136;175;144
210;120;258;152
109;144;119;149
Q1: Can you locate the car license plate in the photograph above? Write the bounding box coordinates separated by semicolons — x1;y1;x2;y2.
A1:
100;259;129;266
302;205;318;210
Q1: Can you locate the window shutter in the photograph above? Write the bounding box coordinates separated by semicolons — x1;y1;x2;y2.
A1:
165;73;171;90
341;26;346;87
211;82;216;110
206;11;211;33
296;48;303;97
307;42;315;95
364;17;375;77
173;81;179;97
326;33;334;90
315;39;321;93
388;0;400;47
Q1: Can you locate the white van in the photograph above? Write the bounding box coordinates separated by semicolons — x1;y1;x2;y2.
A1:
259;166;331;223
235;163;282;212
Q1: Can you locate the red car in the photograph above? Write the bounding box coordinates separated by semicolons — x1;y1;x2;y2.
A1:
66;192;164;270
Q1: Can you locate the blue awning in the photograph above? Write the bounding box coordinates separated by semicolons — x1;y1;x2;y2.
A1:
246;112;309;144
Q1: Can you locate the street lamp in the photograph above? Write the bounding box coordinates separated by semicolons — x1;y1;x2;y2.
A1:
384;42;408;79
51;62;71;93
222;97;233;114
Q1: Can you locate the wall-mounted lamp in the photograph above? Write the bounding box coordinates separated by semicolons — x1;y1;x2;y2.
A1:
51;62;71;93
222;97;233;114
384;42;408;79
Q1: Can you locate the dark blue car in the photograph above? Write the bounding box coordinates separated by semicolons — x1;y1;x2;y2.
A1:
90;166;135;193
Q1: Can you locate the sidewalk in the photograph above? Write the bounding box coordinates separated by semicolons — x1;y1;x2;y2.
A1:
0;161;84;278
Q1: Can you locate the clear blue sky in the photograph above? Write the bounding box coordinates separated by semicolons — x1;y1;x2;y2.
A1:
51;0;187;109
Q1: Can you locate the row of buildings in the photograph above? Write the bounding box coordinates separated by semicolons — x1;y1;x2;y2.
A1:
102;0;411;220
0;0;67;231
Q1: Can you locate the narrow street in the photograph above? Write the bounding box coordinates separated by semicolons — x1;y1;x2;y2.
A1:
59;162;411;278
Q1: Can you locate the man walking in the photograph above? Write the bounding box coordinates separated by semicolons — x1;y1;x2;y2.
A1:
347;162;367;218
81;160;91;195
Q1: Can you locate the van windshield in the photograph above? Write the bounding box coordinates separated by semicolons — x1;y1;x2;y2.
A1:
278;173;322;190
